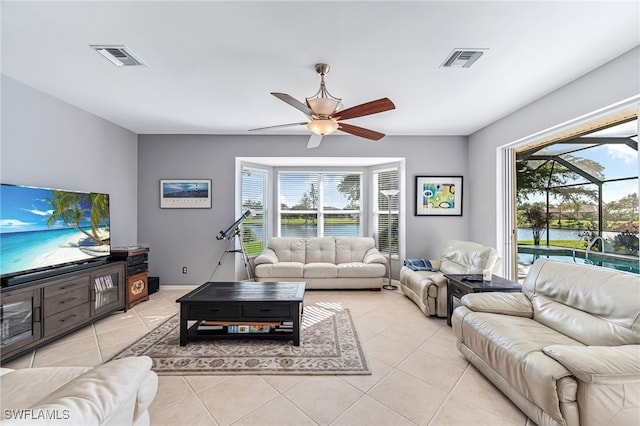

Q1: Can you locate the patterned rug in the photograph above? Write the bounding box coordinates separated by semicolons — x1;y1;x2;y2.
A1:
108;303;370;375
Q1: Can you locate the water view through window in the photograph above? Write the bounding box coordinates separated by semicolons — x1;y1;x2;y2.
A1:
516;119;639;276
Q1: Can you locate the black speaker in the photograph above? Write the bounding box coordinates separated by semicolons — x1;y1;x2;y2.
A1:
148;276;159;294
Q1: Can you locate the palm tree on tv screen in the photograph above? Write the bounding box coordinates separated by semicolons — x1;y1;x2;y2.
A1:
45;191;109;246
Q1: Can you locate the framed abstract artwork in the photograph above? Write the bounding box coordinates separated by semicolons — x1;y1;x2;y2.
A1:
160;179;212;209
415;176;463;216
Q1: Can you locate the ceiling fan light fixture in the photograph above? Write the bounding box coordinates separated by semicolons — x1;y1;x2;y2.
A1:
307;97;341;116
306;63;342;116
307;119;338;136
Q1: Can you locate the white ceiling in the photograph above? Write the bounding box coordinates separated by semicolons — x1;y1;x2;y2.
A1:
2;1;638;137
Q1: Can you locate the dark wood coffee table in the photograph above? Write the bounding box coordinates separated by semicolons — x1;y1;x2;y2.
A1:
444;274;522;326
176;281;305;346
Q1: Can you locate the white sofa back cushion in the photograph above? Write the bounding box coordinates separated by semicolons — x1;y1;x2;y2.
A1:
524;258;640;346
266;237;306;263
306;237;336;263
439;240;499;274
335;237;376;264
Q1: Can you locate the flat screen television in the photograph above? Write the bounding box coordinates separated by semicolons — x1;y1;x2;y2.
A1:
0;184;111;286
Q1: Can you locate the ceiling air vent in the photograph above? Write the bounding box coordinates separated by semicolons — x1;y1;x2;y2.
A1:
90;45;147;67
441;49;487;68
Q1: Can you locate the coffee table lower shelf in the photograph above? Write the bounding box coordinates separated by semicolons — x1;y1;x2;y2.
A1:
185;323;296;343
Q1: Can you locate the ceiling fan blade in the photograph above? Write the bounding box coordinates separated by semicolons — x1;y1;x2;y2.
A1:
249;122;307;131
332;98;395;121
338;123;385;141
271;92;313;116
307;133;323;149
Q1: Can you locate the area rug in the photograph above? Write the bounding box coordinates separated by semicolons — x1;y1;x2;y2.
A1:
108;303;370;375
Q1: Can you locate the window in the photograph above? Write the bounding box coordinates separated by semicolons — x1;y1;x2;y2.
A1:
241;166;268;255
373;167;400;257
278;171;362;237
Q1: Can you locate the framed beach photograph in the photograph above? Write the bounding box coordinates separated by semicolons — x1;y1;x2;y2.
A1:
415;176;463;216
160;179;212;209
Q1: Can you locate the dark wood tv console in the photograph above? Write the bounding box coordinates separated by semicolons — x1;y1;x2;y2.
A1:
0;261;125;364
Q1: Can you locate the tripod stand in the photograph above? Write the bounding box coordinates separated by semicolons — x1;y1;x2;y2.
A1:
209;226;254;281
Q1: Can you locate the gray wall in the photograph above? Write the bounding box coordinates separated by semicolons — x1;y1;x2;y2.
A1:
1;75;139;246
6;46;636;286
468;46;640;254
138;134;468;284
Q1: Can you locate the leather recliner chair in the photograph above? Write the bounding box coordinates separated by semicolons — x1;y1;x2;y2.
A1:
399;240;501;317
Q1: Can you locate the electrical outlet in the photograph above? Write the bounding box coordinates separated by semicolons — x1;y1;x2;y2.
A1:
182;267;187;274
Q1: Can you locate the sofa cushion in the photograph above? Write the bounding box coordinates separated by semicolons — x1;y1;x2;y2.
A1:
335;237;375;264
337;262;385;278
523;259;640;345
304;262;337;278
29;356;154;426
306;237;336;264
0;366;91;417
439;240;497;274
459;310;580;422
255;262;304;278
266;237;306;263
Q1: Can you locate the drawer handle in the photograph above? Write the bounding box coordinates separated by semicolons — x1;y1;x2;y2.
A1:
209;309;221;313
259;309;272;313
60;314;77;323
60;297;77;305
59;283;80;291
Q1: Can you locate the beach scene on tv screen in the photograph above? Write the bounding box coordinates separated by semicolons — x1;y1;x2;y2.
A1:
0;185;110;276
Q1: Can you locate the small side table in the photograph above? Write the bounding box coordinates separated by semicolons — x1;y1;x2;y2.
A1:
444;274;522;326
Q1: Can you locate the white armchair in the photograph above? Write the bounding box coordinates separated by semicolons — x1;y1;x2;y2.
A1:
399;240;501;317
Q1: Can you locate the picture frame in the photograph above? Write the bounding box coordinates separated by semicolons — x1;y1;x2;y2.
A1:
415;176;463;216
160;179;212;209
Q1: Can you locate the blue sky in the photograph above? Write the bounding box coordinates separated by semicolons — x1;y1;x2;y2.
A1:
0;185;94;233
528;143;637;204
1;186;58;233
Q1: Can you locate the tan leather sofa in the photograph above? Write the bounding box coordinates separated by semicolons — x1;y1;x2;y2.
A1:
0;356;158;425
399;240;501;317
453;258;640;426
254;237;387;289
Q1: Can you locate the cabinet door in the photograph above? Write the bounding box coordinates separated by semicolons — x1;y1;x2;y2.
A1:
0;288;41;355
91;262;125;316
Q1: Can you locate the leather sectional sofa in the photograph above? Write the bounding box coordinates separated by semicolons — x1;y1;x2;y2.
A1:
399;240;501;317
453;258;640;426
254;237;387;289
0;356;158;425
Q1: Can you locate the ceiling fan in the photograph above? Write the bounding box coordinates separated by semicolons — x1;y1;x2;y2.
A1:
250;63;395;148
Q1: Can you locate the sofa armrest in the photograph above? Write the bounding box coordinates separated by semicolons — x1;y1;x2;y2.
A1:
543;345;640;384
363;248;387;264
460;292;533;318
254;248;279;265
24;357;157;426
543;345;640;426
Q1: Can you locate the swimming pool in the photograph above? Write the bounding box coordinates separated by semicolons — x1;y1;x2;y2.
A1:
518;250;639;275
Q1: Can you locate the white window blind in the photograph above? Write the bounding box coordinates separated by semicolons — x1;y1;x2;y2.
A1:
373;167;400;256
241;166;267;256
278;171;362;237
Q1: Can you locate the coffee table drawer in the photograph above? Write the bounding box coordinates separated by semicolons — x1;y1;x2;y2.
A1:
243;303;290;318
189;304;241;318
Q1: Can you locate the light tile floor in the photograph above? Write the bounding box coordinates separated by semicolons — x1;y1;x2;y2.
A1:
4;284;529;426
